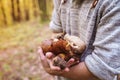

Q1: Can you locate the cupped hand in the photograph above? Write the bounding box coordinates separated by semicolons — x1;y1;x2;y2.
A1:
37;47;71;75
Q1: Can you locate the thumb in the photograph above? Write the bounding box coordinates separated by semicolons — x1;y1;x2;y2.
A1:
37;47;45;59
46;52;55;59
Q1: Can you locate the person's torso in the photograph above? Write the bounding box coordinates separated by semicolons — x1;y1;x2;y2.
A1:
59;0;94;44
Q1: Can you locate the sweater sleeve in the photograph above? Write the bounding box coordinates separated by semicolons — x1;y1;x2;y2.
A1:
49;0;63;33
85;0;120;80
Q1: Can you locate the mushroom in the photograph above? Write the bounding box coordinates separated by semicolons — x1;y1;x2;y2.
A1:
41;34;86;69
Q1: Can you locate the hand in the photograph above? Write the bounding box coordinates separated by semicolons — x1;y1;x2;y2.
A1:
38;47;72;75
46;52;79;70
38;47;96;80
66;58;80;68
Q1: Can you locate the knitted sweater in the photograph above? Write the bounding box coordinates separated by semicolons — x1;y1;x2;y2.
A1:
49;0;120;80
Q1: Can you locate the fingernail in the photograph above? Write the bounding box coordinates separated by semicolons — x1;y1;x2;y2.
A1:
46;52;53;59
77;61;80;63
70;58;75;62
65;68;69;72
57;67;61;71
37;49;42;53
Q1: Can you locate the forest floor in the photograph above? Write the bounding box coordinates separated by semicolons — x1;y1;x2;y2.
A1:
0;20;54;80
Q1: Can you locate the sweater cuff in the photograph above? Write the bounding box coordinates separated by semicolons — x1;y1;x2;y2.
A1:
85;54;117;80
49;21;63;33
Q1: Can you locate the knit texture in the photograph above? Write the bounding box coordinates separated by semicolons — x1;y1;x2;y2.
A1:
50;0;120;80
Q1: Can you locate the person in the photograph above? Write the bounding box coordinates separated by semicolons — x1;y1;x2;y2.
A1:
38;0;120;80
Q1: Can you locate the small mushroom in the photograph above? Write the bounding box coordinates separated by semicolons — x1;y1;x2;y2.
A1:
41;33;86;69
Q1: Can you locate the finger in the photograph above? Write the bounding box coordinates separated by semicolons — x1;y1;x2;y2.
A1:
71;60;80;66
37;46;46;61
38;47;45;59
66;58;75;67
45;52;55;59
64;67;70;72
48;59;61;71
38;47;50;68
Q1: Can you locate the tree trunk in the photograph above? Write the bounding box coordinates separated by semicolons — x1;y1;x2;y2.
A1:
38;0;48;21
0;1;5;26
2;0;13;25
0;0;53;27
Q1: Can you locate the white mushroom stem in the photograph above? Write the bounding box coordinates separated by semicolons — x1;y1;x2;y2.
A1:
64;34;86;53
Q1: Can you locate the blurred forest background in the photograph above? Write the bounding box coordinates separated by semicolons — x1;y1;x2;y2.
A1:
0;0;54;80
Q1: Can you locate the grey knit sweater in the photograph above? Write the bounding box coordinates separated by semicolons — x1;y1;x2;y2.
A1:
49;0;120;80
